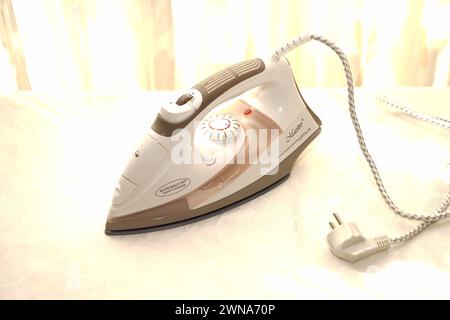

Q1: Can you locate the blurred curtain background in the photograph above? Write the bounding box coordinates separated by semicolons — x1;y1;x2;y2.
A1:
0;0;449;91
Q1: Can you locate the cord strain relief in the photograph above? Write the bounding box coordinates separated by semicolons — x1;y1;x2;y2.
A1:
374;235;390;249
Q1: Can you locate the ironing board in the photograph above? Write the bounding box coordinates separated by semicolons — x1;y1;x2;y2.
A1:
1;88;449;299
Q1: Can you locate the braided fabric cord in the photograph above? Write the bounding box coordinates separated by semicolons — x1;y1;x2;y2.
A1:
378;95;450;129
272;34;450;244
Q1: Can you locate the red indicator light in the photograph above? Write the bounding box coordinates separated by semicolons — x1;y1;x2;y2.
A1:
244;109;252;116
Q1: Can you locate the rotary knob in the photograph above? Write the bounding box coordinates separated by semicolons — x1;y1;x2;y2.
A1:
199;114;242;142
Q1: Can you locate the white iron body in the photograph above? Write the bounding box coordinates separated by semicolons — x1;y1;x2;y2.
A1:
106;56;321;234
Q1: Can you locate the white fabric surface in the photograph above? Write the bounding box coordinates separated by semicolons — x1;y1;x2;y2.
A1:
0;88;449;299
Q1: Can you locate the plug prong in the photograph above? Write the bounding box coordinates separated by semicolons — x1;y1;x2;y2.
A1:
329;222;336;229
333;213;343;225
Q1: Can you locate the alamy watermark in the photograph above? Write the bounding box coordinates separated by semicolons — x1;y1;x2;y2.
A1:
169;124;281;175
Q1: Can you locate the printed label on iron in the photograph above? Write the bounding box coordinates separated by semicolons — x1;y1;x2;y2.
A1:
155;178;191;197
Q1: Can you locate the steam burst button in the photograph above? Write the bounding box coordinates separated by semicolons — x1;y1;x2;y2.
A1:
176;94;194;106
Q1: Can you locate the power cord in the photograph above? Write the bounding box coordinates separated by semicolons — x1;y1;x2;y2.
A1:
272;34;450;262
377;95;450;129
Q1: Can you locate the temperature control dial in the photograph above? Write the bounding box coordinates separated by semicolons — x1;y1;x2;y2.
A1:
199;114;242;143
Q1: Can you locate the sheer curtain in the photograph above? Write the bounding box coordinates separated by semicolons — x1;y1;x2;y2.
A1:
3;0;174;91
172;0;450;88
0;0;449;91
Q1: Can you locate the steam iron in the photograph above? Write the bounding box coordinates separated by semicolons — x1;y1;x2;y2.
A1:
105;56;322;234
104;32;449;263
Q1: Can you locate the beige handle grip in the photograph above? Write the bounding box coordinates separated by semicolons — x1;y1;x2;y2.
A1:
152;58;265;137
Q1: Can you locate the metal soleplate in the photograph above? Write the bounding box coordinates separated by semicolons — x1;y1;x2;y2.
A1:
105;174;290;235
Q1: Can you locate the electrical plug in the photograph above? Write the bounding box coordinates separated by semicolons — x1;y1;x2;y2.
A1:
326;213;390;263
